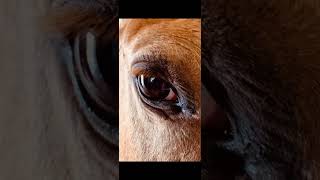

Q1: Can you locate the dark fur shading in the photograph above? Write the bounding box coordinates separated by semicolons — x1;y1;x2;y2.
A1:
48;0;120;139
46;0;119;178
0;0;119;179
48;0;118;40
202;0;320;179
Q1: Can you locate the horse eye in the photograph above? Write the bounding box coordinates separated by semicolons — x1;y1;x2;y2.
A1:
68;31;119;146
137;74;177;102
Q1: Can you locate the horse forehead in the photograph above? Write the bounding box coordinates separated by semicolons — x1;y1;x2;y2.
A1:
120;19;200;64
120;19;200;44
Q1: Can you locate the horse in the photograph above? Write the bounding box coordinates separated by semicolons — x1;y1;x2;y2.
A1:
202;0;320;179
1;0;320;179
0;0;119;179
119;19;201;161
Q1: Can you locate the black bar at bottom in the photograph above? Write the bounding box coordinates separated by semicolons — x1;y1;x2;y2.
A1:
119;162;201;180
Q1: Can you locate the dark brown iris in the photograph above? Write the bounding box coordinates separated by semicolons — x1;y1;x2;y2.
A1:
137;74;177;102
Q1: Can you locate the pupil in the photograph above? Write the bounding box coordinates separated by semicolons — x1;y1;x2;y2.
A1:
139;75;170;100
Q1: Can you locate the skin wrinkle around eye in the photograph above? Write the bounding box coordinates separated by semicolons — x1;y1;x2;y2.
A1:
120;19;201;119
130;55;199;120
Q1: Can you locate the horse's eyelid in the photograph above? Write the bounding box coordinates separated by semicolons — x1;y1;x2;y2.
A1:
131;59;168;77
131;53;169;67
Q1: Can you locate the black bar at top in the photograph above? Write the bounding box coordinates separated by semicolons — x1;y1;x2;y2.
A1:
119;0;201;18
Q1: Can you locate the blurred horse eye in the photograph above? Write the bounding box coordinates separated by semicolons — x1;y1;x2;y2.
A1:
137;74;177;102
67;31;118;146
